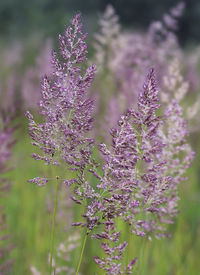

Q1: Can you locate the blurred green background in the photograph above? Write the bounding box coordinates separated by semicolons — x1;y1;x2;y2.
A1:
0;0;200;45
0;0;200;274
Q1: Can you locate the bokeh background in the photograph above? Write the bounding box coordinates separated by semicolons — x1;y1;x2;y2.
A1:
1;0;200;45
0;0;200;274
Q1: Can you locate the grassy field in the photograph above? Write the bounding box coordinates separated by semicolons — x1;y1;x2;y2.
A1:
2;114;199;274
0;5;199;274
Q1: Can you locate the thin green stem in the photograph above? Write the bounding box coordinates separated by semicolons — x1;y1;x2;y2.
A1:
49;177;59;275
126;227;133;274
76;232;88;275
139;237;146;275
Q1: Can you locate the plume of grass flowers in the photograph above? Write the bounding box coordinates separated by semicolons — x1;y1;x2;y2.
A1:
26;13;194;275
91;69;193;274
25;14;96;274
93;4;120;72
92;3;189;143
25;14;96;172
161;58;200;132
68;68;194;274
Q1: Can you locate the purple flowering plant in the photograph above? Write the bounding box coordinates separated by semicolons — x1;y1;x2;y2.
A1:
25;14;97;274
26;14;194;275
92;3;194;145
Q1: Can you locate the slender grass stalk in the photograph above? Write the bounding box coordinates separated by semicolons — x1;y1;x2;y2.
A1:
76;232;88;275
138;237;146;275
126;226;133;274
49;177;59;275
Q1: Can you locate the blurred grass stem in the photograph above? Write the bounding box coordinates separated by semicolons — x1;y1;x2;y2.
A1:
126;226;133;274
139;237;146;275
49;177;59;275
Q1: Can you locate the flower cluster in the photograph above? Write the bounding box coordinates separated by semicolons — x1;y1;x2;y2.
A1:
91;69;194;272
97;70;164;241
92;3;190;143
26;14;96;185
26;14;194;275
93;222;136;274
93;4;120;72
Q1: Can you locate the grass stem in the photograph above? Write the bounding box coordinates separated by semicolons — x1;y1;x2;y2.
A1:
76;232;88;275
139;237;146;275
126;226;133;274
49;177;59;275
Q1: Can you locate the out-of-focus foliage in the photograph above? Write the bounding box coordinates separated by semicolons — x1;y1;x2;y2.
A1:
1;0;200;45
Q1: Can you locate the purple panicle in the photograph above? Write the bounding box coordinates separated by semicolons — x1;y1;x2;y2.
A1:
94;69;194;272
26;14;96;174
